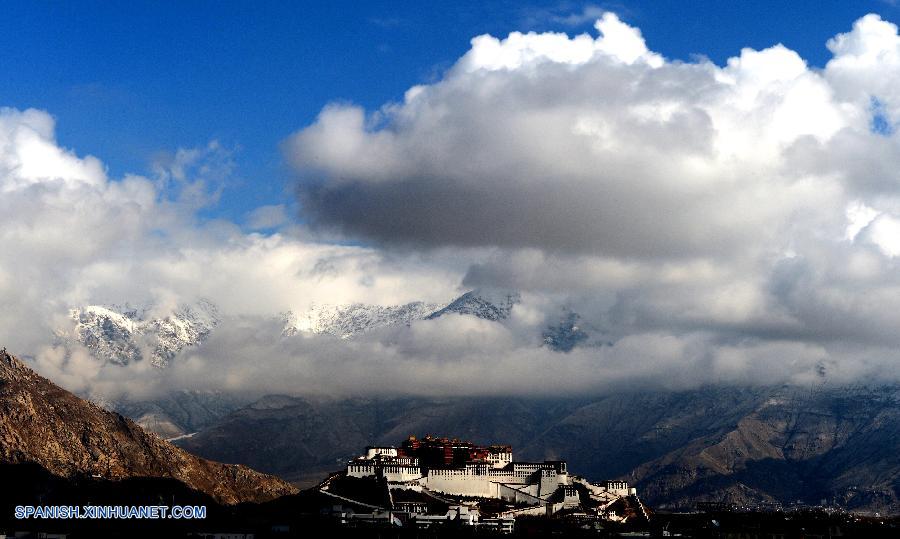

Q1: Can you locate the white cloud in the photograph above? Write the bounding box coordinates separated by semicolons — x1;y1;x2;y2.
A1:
286;14;864;259
458;13;662;72
862;213;900;256
826;14;900;119
0;108;461;362
276;13;900;391
0;108;106;192
16;13;900;400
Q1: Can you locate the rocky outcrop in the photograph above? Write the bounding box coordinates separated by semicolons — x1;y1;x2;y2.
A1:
0;349;296;504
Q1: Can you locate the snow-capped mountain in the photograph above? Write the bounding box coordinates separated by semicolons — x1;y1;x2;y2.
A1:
62;289;588;369
281;289;523;337
426;289;520;321
63;299;220;367
281;301;443;339
543;310;589;352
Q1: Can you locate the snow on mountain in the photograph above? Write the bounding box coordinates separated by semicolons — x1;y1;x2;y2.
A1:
67;305;145;365
542;310;589;352
146;301;220;366
281;301;442;339
282;289;522;338
64;289;572;367
425;289;520;321
64;299;220;367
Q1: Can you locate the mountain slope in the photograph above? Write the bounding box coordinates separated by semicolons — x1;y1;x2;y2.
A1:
175;386;900;513
630;386;900;512
112;390;250;440
0;348;296;504
178;395;587;486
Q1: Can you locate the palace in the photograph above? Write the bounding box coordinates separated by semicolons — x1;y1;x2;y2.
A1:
323;434;646;531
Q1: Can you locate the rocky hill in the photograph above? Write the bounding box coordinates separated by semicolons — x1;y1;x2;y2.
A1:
0;349;296;504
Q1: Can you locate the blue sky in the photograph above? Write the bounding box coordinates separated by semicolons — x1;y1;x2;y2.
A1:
2;0;898;224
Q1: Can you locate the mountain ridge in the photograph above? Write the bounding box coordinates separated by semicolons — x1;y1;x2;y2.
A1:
61;300;220;367
63;289;565;370
0;348;296;504
176;386;900;513
426;289;520;321
281;300;442;338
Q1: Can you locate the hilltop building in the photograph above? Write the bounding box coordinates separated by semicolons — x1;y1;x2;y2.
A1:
323;435;647;532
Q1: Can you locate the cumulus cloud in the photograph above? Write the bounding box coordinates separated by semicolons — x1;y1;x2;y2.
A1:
16;13;900;401
286;13;858;258
34;312;882;401
280;12;900;392
0;107;461;361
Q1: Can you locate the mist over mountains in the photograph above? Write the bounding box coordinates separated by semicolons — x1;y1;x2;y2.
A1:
46;290;599;435
58;289;572;367
42;290;900;513
10;334;900;514
61;300;221;367
48;289;626;401
11;13;900;405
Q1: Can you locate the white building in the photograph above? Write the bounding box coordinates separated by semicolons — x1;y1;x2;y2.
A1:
365;446;398;459
332;438;641;529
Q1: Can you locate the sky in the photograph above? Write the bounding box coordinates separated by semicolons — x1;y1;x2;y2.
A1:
8;2;900;398
3;0;899;225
